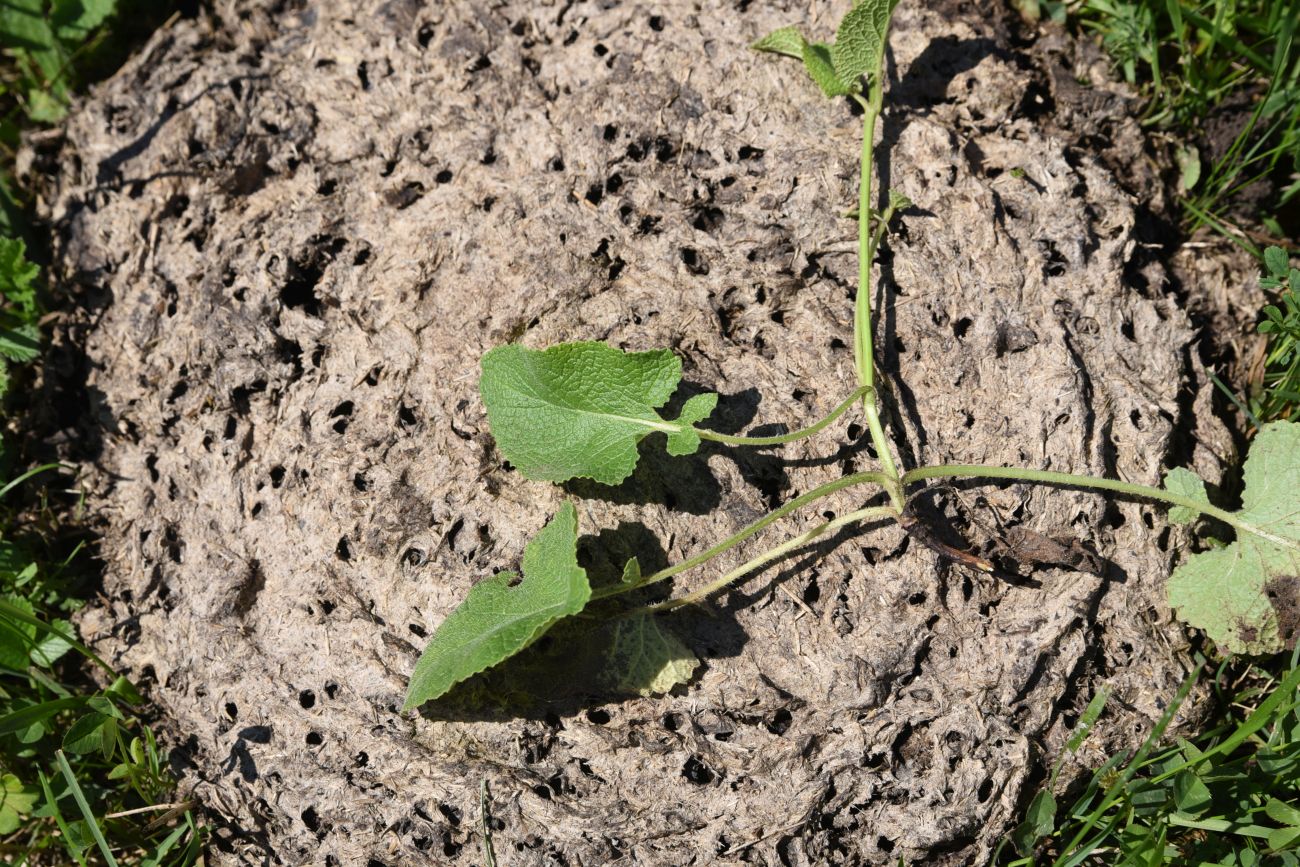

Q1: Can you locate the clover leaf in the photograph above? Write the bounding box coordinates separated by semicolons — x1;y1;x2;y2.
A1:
1167;422;1300;654
0;773;35;835
404;503;591;709
480;341;716;485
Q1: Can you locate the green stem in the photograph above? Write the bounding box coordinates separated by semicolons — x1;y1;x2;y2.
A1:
852;85;903;506
646;505;898;612
696;385;872;446
853;91;880;394
590;470;893;601
902;463;1300;552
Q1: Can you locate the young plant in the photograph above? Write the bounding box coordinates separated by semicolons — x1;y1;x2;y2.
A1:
1248;245;1300;425
0;237;41;402
403;0;1300;711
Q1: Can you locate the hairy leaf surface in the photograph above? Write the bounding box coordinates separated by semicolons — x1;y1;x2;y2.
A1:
0;773;35;835
0;325;40;363
607;614;698;696
751;25;805;59
480;341;715;485
801;42;852;97
1167;423;1300;654
404;503;591;709
832;0;899;87
666;392;718;456
888;188;913;213
1163;467;1209;525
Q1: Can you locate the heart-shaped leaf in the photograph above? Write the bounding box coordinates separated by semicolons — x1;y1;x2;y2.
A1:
0;773;36;835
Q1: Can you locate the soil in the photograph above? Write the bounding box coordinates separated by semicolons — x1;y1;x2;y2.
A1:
29;0;1249;863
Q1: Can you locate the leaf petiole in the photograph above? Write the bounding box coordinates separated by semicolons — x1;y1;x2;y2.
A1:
645;504;898;613
852;73;904;508
694;385;873;446
590;470;894;601
901;463;1300;553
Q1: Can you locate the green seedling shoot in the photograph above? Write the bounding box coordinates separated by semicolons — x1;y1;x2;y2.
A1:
403;0;1300;711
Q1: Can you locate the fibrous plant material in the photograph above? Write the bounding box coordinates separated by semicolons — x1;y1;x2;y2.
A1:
37;0;1247;863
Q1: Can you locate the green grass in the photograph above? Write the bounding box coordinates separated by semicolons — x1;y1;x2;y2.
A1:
0;461;204;864
1003;654;1300;865
1;1;202;864
1246;247;1300;426
1020;0;1300;247
1004;2;1300;864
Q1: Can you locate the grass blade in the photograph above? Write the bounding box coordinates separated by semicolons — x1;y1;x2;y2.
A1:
37;767;88;867
55;749;119;867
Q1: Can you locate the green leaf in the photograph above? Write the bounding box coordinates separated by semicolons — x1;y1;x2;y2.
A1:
1177;735;1204;763
404;503;591;709
1164;467;1210;525
0;324;40;362
751;25;805;59
62;713;110;755
0;773;36;835
85;695;123;720
1172;770;1212;814
801;42;853;97
665;392;718;456
0;0;57;53
24;89;68;124
1176;144;1201;191
0;238;39;318
0;697;83;736
1265;247;1290;280
620;557;641;586
887;189;913;213
0;594;36;669
1267;798;1300;827
605;613;698;696
16;720;45;744
1012;788;1057;854
1064;687;1108;753
831;0;900;87
480;342;715;485
28;617;74;667
51;0;117;43
1167;422;1300;654
105;676;142;705
1269;825;1300;853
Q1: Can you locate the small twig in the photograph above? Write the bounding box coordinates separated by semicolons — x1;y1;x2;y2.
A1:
776;582;814;619
103;801;192;820
480;779;497;867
